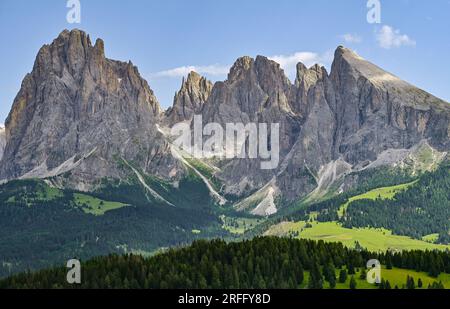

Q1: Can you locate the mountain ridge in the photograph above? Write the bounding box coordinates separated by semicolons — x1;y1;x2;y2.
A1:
0;29;449;214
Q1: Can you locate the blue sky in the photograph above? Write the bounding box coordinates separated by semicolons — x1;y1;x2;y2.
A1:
0;0;449;123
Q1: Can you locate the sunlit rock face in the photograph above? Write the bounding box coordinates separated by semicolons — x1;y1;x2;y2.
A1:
0;29;182;190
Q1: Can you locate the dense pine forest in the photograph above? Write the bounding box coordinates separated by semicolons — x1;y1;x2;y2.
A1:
1;237;449;289
0;177;226;278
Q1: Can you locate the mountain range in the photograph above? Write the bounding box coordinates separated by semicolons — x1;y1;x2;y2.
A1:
0;29;449;276
1;29;448;213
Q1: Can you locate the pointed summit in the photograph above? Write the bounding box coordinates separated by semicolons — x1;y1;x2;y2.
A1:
329;46;450;164
228;56;255;82
165;71;213;124
331;45;401;84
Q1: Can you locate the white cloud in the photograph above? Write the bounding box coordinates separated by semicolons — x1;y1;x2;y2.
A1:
340;33;362;43
153;64;230;78
268;51;332;80
376;25;416;49
152;50;332;82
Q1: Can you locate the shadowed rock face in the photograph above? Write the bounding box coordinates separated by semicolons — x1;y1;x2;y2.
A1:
1;30;449;204
0;29;182;190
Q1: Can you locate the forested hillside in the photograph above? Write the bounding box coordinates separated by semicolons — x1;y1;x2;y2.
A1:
1;237;449;289
0;178;226;278
260;162;450;246
341;162;450;243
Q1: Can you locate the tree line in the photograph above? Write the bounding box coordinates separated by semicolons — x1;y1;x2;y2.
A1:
1;237;448;289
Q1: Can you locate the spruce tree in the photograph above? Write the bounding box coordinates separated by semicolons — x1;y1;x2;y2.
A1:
417;278;423;288
348;263;355;275
308;262;323;289
339;269;347;283
406;276;415;289
349;276;357;289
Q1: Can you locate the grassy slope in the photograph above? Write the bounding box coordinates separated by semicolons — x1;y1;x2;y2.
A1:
300;267;450;289
422;233;440;243
265;221;450;252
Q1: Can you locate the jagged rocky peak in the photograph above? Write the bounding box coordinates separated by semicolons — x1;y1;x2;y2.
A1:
293;62;330;115
0;29;178;189
330;45;450;164
227;56;254;82
165;71;213;124
331;45;404;91
227;55;290;90
254;55;292;94
296;63;328;87
32;29;160;114
211;55;294;116
35;29;100;79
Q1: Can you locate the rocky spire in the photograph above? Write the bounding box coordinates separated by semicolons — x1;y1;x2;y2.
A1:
165;71;213;124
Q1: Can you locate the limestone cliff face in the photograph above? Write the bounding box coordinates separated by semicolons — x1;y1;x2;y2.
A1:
0;29;181;190
277;64;337;200
165;71;213;125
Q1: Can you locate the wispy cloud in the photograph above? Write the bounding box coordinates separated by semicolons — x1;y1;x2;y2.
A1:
152;50;332;82
268;51;333;79
153;64;230;78
376;25;416;49
340;33;362;43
